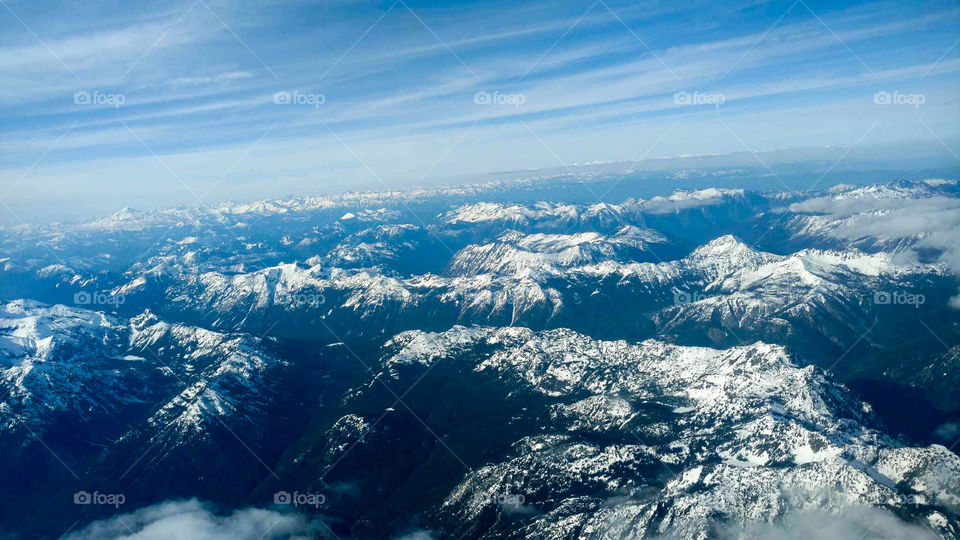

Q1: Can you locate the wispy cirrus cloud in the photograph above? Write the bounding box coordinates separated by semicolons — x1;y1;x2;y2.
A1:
1;0;958;220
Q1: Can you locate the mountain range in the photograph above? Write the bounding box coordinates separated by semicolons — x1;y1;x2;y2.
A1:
0;176;957;538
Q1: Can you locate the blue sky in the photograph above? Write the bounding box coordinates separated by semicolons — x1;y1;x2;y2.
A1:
1;0;959;220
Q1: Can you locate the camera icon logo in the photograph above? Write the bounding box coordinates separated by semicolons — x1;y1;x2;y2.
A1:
673;91;691;105
873;91;891;105
74;91;91;105
273;91;291;105
274;491;291;505
874;291;891;304
74;491;91;504
73;291;92;305
473;91;491;105
673;290;692;304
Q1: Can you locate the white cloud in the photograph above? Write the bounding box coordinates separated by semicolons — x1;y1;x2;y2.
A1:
789;191;960;308
64;499;323;540
725;506;940;540
168;71;256;88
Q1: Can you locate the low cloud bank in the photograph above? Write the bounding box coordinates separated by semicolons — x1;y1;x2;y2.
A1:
729;506;941;539
65;500;946;539
64;499;322;540
789;188;960;308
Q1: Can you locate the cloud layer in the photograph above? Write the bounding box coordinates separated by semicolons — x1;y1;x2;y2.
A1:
63;499;321;540
2;0;959;218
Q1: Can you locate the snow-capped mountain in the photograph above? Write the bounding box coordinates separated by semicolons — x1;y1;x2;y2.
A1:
445;227;666;277
0;300;298;535
0;300;283;440
111;233;952;409
0;177;957;538
280;326;960;538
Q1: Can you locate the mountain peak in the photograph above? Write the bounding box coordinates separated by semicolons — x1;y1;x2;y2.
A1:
690;235;754;258
686;236;781;279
